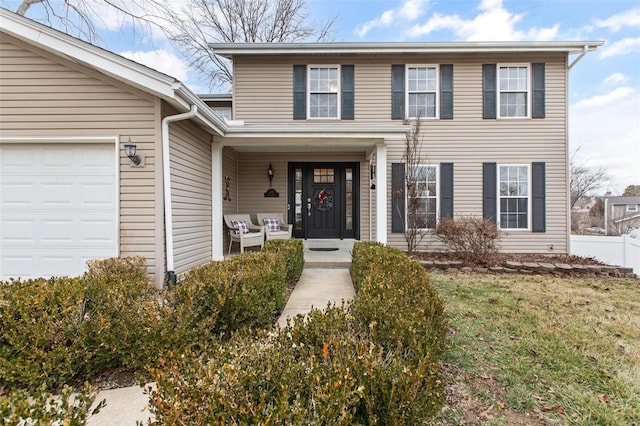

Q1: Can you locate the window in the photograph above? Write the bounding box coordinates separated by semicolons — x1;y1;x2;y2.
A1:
308;66;339;119
499;165;530;229
407;65;438;118
498;64;529;118
408;165;438;229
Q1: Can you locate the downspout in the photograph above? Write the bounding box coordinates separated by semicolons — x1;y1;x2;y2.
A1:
566;45;589;252
162;104;198;286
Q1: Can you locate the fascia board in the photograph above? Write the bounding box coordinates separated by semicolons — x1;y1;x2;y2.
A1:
210;41;604;58
224;124;411;140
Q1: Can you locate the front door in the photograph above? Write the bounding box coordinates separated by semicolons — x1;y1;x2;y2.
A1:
288;162;359;239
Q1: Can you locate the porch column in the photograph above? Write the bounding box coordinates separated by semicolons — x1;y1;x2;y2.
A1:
211;142;224;261
375;143;387;244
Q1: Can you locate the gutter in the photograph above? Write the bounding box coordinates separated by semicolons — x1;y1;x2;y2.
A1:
162;105;198;286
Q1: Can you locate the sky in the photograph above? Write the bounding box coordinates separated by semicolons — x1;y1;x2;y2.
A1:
2;0;639;194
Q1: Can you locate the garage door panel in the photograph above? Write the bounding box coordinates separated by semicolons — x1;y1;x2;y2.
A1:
1;219;35;242
0;143;117;280
1;183;35;207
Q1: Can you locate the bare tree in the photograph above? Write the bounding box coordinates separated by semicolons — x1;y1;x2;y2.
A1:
14;0;166;43
166;0;335;90
399;117;432;256
570;147;609;208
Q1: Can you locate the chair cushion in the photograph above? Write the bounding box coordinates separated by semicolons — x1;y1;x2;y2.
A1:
263;217;280;232
230;219;250;234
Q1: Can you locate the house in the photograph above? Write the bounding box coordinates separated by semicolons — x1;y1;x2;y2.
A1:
604;196;640;235
0;8;602;286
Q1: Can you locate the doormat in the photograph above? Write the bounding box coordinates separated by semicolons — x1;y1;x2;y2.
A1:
309;247;339;251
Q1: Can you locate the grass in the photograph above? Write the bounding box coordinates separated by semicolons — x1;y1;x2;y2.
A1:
428;272;640;425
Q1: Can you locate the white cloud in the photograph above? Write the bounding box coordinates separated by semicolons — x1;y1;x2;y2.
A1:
408;0;558;41
570;86;640;193
599;37;640;58
596;7;640;32
603;73;629;86
120;49;190;82
355;0;428;37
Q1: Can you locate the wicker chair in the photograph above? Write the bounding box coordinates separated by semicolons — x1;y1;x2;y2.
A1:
223;214;265;254
256;213;293;241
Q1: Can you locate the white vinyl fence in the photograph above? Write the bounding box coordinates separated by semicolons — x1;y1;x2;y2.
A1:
570;235;640;274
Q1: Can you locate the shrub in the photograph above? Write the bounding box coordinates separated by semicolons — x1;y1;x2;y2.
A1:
435;216;502;265
0;257;162;390
0;277;87;389
263;238;304;284
0;383;104;426
166;250;288;351
80;258;163;376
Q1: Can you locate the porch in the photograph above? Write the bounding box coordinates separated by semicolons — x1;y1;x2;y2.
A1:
225;238;355;269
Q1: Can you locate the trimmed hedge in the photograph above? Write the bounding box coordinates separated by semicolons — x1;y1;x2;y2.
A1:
264;238;304;284
0;239;303;391
0;257;159;390
145;241;449;424
166;250;288;350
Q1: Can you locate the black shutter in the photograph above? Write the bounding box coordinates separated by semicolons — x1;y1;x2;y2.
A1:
293;65;306;120
391;163;405;232
440;163;454;218
440;64;454;119
391;65;405;120
483;162;497;223
532;162;546;232
532;63;545;119
341;65;354;120
482;64;497;119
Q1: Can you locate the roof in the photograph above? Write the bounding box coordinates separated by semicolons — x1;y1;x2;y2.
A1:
607;196;640;204
210;41;604;58
0;7;227;135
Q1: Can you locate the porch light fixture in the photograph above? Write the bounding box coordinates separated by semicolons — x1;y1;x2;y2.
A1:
267;162;274;187
123;138;141;165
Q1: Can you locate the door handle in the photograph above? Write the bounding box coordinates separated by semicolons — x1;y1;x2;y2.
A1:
307;203;312;216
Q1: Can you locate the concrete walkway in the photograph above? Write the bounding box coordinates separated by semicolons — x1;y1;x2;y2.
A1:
88;241;355;425
277;268;355;327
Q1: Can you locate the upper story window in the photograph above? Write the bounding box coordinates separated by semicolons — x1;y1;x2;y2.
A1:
308;66;340;119
406;65;439;119
499;164;530;229
407;164;439;229
498;64;530;118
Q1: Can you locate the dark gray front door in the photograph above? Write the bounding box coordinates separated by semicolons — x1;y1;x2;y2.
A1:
288;162;359;239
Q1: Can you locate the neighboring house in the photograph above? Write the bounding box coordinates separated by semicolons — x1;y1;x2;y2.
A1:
604;196;640;235
0;8;603;285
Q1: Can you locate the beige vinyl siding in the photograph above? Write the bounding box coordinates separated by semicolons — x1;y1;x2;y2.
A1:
230;52;570;253
0;35;164;279
236;152;369;238
166;107;213;275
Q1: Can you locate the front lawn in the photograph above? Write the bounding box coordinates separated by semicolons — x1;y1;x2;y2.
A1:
430;272;640;425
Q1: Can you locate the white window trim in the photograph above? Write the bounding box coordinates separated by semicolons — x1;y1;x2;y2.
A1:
307;64;341;120
406;163;439;231
497;163;531;231
496;63;531;119
405;64;440;120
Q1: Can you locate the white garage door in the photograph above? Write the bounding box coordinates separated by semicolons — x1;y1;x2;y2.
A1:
0;143;117;280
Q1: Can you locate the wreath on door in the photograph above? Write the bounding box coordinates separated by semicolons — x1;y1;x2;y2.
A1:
314;189;334;211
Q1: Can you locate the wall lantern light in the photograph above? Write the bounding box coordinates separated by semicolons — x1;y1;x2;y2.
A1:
267;162;274;187
123;138;141;165
370;164;376;180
